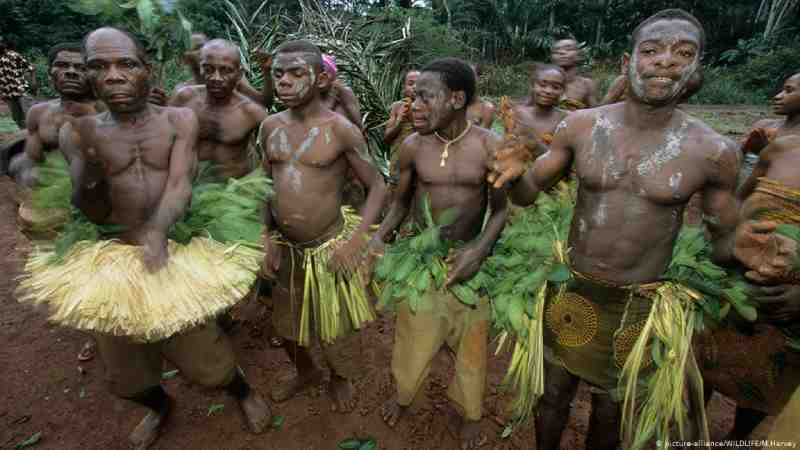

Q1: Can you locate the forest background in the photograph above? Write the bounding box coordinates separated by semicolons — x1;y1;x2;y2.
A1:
1;0;799;106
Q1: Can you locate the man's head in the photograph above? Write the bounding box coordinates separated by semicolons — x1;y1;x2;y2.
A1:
403;70;420;99
622;9;704;107
773;72;800;117
551;38;580;69
199;39;242;100
530;63;566;108
182;32;209;70
48;43;91;99
412;57;475;135
271;40;329;109
83;27;152;114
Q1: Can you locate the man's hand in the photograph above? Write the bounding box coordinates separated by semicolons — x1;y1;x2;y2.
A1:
148;87;168;106
487;135;531;189
329;232;368;274
260;236;282;279
444;244;487;288
364;237;386;281
142;228;168;273
753;283;800;325
741;128;771;155
735;221;798;281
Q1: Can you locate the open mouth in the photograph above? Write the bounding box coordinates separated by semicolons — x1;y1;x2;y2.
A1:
108;93;132;102
648;76;674;84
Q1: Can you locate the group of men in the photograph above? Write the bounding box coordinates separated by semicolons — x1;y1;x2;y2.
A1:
3;6;800;450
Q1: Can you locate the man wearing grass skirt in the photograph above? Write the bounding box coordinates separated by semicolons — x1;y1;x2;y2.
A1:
258;40;387;413
26;27;271;449
490;10;743;450
696;71;800;441
370;57;509;449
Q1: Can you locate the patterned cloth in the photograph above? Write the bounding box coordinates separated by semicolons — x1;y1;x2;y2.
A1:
0;50;33;100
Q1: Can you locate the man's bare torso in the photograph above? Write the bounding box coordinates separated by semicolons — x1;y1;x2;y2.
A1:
563;76;594;107
174;86;261;178
75;107;184;237
512;105;565;139
405;127;497;242
567;104;735;282
263;111;356;243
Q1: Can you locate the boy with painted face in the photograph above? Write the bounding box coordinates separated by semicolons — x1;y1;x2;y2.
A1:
465;63;496;129
259;40;387;413
490;10;740;450
696;71;800;441
44;27;271;449
371;57;508;449
384;69;420;180
169;39;268;180
504;63;567;159
550;38;597;110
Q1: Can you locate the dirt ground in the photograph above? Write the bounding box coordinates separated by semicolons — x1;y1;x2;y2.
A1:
0;106;777;450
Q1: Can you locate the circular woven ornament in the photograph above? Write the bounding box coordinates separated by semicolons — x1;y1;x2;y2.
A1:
545;292;598;348
613;320;652;369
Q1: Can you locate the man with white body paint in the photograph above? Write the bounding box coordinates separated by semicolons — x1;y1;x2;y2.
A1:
169;39;267;180
489;10;741;450
258;40;387;412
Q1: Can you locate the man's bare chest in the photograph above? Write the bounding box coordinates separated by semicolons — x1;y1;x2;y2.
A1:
196;107;252;144
266;126;341;168
414;141;487;187
93;127;175;174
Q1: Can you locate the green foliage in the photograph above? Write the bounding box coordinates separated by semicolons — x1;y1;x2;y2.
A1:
478;64;530;98
689;66;764;105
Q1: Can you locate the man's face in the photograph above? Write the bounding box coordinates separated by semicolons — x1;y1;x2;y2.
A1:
50;51;90;98
183;33;208;68
403;71;419;99
411;71;464;135
625;19;701;106
773;74;800;116
85;29;151;114
551;40;580;68
200;45;242;99
532;68;565;108
271;51;326;108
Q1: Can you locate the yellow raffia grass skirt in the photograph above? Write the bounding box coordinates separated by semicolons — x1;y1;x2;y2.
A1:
17;237;263;342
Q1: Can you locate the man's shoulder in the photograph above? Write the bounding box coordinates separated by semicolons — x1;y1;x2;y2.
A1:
682;112;738;159
236;94;267;119
28;100;57;117
161;105;197;129
174;85;204;102
259;110;289;133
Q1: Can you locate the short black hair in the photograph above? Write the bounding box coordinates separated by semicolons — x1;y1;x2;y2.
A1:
530;62;566;82
202;39;242;66
273;40;323;72
48;42;83;67
82;27;149;64
421;57;476;108
632;9;706;54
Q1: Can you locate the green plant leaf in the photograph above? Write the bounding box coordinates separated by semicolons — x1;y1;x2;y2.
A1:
501;424;513;439
271;415;285;429
162;369;179;379
207;404;225;416
338;438;362;449
359;438;377;450
137;0;156;33
15;432;42;449
547;263;571;282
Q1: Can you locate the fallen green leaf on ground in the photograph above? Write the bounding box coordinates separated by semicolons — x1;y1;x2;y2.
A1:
161;369;179;379
271;415;284;429
15;432;42;449
207;404;225;416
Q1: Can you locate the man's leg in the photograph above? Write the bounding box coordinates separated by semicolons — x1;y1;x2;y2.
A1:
586;391;621;450
446;297;490;449
164;321;271;433
94;334;168;450
7;97;25;129
535;361;579;450
383;298;447;427
322;330;361;413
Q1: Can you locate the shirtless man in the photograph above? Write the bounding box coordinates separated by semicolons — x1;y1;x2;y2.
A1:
259;40;387;412
466;63;496;128
372;57;508;449
7;43;98;187
63;27;270;449
384;69;419;180
175;32;271;107
507;63;567;157
698;71;800;441
739;73;800;161
170;39;267;179
490;10;740;449
550;38;597;110
320;54;363;128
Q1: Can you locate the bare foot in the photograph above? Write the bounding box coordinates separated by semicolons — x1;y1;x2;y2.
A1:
128;401;170;450
380;397;408;428
459;420;487;449
328;375;356;413
77;340;96;362
239;391;271;434
270;369;324;403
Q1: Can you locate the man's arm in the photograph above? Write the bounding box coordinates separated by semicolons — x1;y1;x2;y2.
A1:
144;108;198;235
23;105;45;162
341;121;387;234
64;120;111;222
167;86;194;107
703;138;741;265
737;145;771;200
338;84;364;130
372;137;416;243
601;75;626;105
253;51;274;109
384;101;406;145
480;101;496;129
237;77;267;107
258;118;281;278
495;116;575;205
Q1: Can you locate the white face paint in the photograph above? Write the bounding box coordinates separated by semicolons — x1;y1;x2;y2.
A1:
593;200;608;226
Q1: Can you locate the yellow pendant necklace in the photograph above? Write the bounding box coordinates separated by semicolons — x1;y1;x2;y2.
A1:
434;121;472;167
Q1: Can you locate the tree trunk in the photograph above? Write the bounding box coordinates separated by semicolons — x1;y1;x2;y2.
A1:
594;0;607;46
